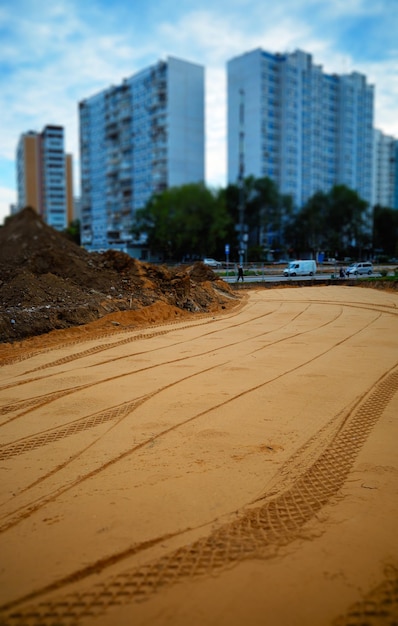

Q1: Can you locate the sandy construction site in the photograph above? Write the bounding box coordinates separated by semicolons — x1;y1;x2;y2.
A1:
0;285;397;626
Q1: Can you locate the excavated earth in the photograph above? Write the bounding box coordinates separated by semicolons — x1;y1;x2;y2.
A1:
0;208;238;347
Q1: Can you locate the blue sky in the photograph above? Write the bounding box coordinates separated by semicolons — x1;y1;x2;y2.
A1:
1;0;397;225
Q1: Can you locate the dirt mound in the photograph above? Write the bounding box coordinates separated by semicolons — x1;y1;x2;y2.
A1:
0;208;238;344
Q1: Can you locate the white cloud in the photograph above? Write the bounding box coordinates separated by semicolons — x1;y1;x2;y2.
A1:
359;58;398;136
206;67;227;187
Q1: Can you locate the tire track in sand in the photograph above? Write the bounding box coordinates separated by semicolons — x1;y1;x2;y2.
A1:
332;564;398;625
0;304;297;426
0;302;330;425
0;298;247;369
0;299;268;389
0;309;380;532
0;360;228;532
1;365;397;625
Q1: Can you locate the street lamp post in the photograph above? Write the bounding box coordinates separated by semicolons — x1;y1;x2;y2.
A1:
238;88;245;267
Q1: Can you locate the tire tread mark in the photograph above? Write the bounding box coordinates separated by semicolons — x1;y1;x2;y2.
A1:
1;294;395;372
2;366;397;625
0;301;247;369
0;302;337;424
333;565;398;625
0;303;327;433
0;300;268;401
0;361;229;532
0;398;145;461
0;387;85;419
10;300;259;375
0;313;384;532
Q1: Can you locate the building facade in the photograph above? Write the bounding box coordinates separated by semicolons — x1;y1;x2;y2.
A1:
227;49;374;209
372;129;398;209
79;56;205;253
16;125;73;230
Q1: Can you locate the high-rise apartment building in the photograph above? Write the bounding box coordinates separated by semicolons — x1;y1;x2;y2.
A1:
16;125;74;230
395;143;398;211
227;49;374;208
79;56;205;253
372;129;398;209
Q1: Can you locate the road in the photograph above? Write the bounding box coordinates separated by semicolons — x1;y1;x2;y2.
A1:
222;271;380;283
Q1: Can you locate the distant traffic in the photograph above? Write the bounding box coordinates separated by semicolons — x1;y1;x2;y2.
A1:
200;258;393;283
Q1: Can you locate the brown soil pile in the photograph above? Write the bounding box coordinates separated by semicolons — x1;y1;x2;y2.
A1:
0;208;238;344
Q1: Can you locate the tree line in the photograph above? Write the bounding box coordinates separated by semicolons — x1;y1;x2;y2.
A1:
132;177;398;263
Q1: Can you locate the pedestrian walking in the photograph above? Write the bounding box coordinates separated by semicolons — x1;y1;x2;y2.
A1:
237;264;244;282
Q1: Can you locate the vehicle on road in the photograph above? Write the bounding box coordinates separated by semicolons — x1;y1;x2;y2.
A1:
346;262;373;276
283;260;317;277
203;258;222;268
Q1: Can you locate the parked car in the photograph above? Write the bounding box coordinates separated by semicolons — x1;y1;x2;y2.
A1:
203;258;222;268
346;262;373;276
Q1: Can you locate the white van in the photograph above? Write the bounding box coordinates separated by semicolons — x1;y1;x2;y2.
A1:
346;262;373;276
283;260;317;277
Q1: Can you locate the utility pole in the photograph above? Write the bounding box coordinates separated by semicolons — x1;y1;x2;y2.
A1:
238;89;245;267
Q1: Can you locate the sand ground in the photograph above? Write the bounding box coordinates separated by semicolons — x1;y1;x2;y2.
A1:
0;286;397;626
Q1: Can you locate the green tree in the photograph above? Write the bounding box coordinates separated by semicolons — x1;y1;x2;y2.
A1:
285;185;369;259
373;205;398;257
327;185;369;255
63;219;81;245
286;190;329;258
133;183;232;261
223;176;287;259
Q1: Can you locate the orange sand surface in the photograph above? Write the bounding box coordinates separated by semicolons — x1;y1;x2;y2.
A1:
0;286;397;626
